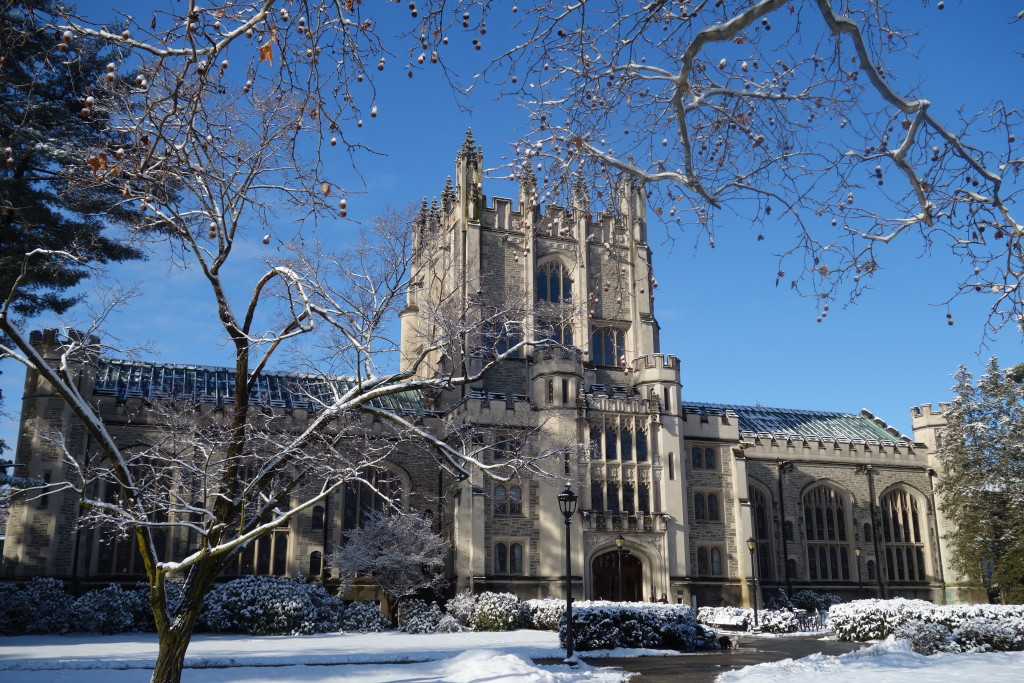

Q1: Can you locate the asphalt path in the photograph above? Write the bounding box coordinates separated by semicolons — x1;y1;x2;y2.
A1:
576;633;866;683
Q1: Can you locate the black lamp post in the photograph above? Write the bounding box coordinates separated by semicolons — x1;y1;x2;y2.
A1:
855;547;863;593
614;534;631;602
746;537;760;629
557;483;579;662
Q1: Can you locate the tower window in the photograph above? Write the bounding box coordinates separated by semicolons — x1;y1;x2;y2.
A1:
591;327;626;366
536;260;572;302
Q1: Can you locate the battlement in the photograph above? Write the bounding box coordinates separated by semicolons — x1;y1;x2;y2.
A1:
632;354;679;372
739;431;927;462
631;354;680;386
911;402;951;425
682;406;740;441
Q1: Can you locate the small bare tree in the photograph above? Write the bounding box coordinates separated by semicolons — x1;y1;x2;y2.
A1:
331;510;447;624
477;1;1023;337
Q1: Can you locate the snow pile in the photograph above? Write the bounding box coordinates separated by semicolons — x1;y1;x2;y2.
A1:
827;598;1024;644
718;636;1024;683
560;600;698;651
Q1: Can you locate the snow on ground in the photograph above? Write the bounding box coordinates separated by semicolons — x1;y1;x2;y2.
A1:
718;637;1024;683
4;630;1024;683
0;630;632;682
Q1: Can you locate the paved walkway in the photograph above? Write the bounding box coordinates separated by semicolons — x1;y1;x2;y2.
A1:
580;633;866;683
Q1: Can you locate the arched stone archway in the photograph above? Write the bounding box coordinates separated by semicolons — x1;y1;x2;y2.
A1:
591;549;643;601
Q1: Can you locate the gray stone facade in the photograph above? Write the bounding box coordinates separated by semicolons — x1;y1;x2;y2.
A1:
2;131;983;607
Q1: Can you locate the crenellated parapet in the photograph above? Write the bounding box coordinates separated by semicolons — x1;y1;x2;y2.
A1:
682;406;740;441
632;353;680;385
738;432;928;463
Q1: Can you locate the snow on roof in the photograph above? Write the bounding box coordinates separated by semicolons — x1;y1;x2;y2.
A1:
683;401;907;443
92;358;425;414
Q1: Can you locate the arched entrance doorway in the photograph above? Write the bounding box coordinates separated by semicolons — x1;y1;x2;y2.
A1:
591;549;643;601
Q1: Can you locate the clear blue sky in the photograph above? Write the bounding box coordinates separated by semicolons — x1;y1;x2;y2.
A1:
2;1;1022;451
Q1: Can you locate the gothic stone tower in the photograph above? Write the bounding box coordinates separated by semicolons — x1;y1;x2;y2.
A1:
401;130;686;601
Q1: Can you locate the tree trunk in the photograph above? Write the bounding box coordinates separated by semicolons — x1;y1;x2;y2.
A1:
151;620;195;683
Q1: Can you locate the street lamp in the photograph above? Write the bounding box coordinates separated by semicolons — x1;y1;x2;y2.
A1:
557;483;579;662
614;535;631;602
746;537;760;630
855;547;863;593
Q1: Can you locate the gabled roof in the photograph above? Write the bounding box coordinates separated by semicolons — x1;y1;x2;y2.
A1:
93;359;425;415
683;401;908;443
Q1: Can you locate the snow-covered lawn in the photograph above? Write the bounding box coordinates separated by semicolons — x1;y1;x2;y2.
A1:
2;630;1024;682
719;637;1024;683
0;630;630;682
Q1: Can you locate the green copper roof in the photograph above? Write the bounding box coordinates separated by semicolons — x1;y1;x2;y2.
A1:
683;401;907;443
93;359;425;414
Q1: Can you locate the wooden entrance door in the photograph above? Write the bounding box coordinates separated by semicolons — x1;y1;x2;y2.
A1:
591;549;643;601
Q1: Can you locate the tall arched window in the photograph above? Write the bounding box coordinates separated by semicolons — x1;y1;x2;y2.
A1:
620;430;633;462
312;505;324;531
636;431;648;462
342;468;402;530
510;543;524;574
591;327;626;366
707;493;720;522
622;482;635;513
508;486;523;515
881;488;927;582
591;481;604;510
697;547;710;575
605;427;618;461
309;551;322;577
750;484;775;580
710;547;722;575
803;484;851;581
494;485;507;514
694;493;706;521
536;260;572;302
495;543;508;573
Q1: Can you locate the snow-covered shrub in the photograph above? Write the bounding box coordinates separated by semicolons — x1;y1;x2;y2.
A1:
434;613;471;633
895;620;952;655
472;591;520;631
398;599;443;633
0;583;20;635
339;600;390;633
759;609;799;634
828;599;1024;643
69;584;143;634
519;598;564;631
561;601;698;651
948;618;1022;653
0;577;73;635
199;576;344;635
697;606;749;630
445;590;477;627
764;589;793;611
791;589;841;611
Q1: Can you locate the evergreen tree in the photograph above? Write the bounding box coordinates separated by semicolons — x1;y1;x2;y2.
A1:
1;0;142;317
937;358;1024;603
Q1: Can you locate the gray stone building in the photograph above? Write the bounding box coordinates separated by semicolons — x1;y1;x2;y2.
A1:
2;131;981;607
